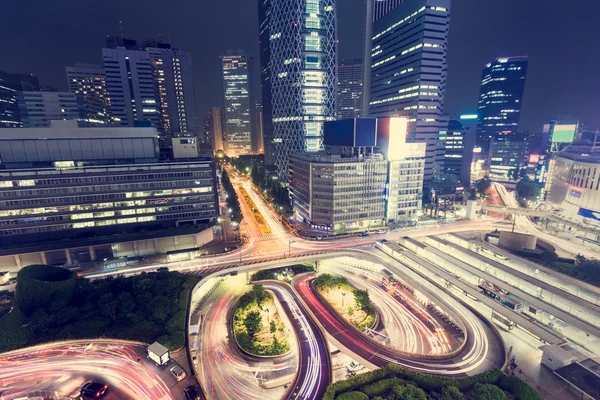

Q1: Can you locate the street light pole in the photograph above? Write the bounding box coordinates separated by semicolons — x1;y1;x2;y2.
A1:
289;239;295;257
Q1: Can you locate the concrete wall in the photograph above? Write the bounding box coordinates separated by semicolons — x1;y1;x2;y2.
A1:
498;231;538;251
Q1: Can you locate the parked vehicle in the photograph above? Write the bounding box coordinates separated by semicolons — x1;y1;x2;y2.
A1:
170;365;187;381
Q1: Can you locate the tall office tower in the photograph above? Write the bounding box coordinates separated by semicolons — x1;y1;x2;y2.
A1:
221;51;252;156
258;0;337;180
443;115;476;184
254;102;265;153
65;64;111;125
203;107;225;153
369;0;451;180
373;0;404;21
102;37;164;142
17;91;86;127
0;71;40;128
143;41;199;138
475;56;528;155
488;132;529;182
337;59;363;120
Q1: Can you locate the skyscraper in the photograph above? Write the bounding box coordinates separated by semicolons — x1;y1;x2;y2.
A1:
373;0;404;21
16;91;86;127
0;71;39;128
203;107;225;153
337;59;363;120
254;102;264;154
475;56;528;155
258;0;338;180
144;41;199;137
102;37;164;141
65;63;111;125
221;51;252;156
368;0;451;180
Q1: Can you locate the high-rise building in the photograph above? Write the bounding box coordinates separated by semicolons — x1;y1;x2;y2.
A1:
65;63;111;125
254;102;264;154
102;37;164;142
144;41;199;138
0;71;40;128
442;114;477;184
16;91;86;127
476;56;528;155
337;59;363;120
368;0;451;181
258;0;338;180
373;0;404;21
488;132;529;182
221;51;252;156
203;107;225;153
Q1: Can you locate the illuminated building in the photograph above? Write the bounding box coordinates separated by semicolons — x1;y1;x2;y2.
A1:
488;132;529;182
442;114;477;184
476;56;528;155
0;71;39;128
368;0;451;181
16;91;86;127
0;120;218;269
65;63;111;125
254;102;264;154
221;51;252;156
258;0;338;180
103;38;164;144
337;59;363;120
203;107;225;152
289;117;425;233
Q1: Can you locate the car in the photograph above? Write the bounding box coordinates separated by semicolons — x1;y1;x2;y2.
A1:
80;381;108;398
360;232;369;237
184;385;204;400
156;267;169;272
170;365;187;381
346;361;364;373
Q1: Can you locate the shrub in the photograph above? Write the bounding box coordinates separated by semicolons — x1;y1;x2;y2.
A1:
441;386;464;400
361;378;407;397
393;383;427;400
498;375;541;400
472;383;506;400
335;391;369;400
16;265;76;316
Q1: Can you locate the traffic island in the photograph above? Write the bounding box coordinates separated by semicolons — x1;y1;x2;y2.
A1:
233;284;291;357
313;274;377;332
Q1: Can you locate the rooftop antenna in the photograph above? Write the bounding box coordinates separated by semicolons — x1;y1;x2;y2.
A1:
119;20;124;37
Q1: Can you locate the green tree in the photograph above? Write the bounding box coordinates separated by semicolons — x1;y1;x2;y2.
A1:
117;292;136;317
393;384;427;400
352;288;372;311
476;178;492;196
55;306;79;325
244;311;263;339
335;392;369;400
98;293;118;321
441;386;464;400
472;383;506;400
516;177;541;202
28;309;53;334
541;251;559;265
251;284;268;306
270;320;277;335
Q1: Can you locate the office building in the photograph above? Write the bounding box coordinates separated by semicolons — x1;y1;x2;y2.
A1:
254;102;264;154
144;41;198;137
289;117;425;233
0;120;218;269
372;0;404;21
203;107;225;153
258;0;337;180
443;114;477;184
17;91;86;128
476;56;528;155
369;0;451;180
337;59;363;120
488;132;529;182
547;144;600;229
102;37;164;142
65;63;111;125
221;51;252;156
0;71;40;128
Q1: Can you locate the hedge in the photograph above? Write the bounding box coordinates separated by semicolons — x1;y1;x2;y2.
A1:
361;378;407;397
499;375;541;400
15;265;76;316
335;392;369;400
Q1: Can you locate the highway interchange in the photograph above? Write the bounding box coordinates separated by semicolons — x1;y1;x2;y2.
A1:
2;172;598;400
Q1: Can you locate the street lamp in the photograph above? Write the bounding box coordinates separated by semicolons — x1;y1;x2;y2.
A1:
341;292;347;308
288;239;295;257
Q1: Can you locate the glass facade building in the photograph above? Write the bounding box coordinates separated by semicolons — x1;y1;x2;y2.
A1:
221;52;252;156
337;59;364;120
258;0;338;180
368;0;451;181
0;71;40;128
476;56;528;155
488;132;529;182
16;91;86;128
66;63;111;125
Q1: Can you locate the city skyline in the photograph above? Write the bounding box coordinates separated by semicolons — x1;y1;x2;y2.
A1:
1;0;598;134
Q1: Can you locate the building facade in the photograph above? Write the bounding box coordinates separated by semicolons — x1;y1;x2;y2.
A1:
16;91;86;128
221;51;252;156
65;63;111;125
488;132;529;182
0;121;218;266
254;102;265;154
476;56;528;155
289;117;425;233
443;116;476;184
0;71;40;128
258;0;338;180
337;59;363;120
102;38;164;142
202;107;225;153
372;0;404;21
369;0;451;181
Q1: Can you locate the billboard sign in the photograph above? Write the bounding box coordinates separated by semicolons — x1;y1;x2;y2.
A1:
551;124;577;143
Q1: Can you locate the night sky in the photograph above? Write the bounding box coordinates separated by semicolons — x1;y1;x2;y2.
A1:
1;0;599;132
